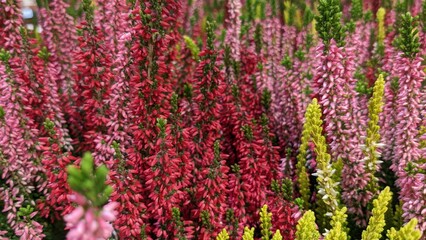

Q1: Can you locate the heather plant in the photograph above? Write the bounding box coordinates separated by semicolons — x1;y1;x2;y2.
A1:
361;187;392;240
227;186;412;240
65;152;118;239
392;12;426;232
377;8;386;43
295;210;320;240
218;205;286;240
387;218;423;240
362;74;386;196
0;0;425;239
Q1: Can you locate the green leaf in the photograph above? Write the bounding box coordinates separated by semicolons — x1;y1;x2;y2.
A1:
81;152;94;177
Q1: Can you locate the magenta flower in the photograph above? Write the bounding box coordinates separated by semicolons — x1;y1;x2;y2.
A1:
38;0;77;99
380;40;400;165
313;40;371;225
1;52;45;238
347;22;373;67
0;0;23;54
392;52;426;231
411;0;423;16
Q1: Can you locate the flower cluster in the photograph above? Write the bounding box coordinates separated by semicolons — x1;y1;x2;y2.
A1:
64;194;118;240
64;152;118;240
0;0;425;239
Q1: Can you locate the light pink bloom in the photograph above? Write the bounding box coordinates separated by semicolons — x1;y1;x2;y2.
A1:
38;0;77;97
185;0;204;35
411;0;423;16
392;52;426;231
0;55;44;238
64;194;118;240
380;38;400;165
313;40;370;225
225;0;242;62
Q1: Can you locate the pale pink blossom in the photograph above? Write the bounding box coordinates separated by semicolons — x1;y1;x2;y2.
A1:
392;52;426;231
38;0;77;97
64;194;118;240
411;0;423;16
313;40;370;226
225;0;242;62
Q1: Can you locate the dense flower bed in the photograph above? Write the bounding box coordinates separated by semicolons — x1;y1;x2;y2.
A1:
0;0;425;239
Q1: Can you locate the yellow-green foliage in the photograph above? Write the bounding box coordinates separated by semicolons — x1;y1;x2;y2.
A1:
308;99;339;214
242;227;255;240
295;210;320;240
311;18;317;37
392;202;404;229
183;35;200;61
255;0;265;19
331;157;343;194
295;9;303;29
324;207;348;240
364;74;385;194
315;195;330;232
283;0;291;25
377;8;386;47
272;230;282;240
362;187;392;240
260;205;272;240
386;218;423;240
296;101;314;209
419;126;426;148
216;228;229;240
219;193;421;240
